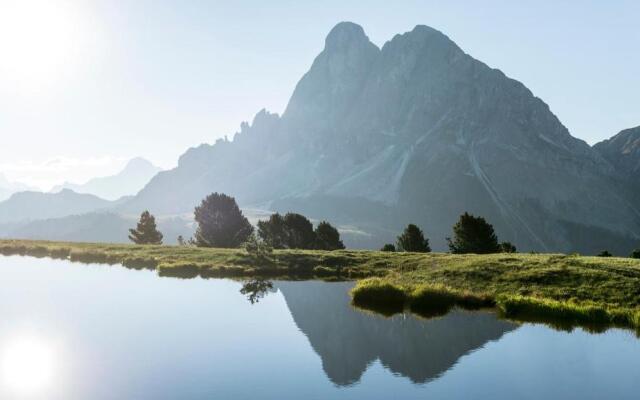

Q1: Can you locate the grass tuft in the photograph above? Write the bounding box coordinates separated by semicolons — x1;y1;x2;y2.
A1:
351;278;407;316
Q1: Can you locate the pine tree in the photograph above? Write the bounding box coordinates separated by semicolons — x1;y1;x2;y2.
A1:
282;213;316;249
128;211;163;245
447;212;500;254
396;224;430;252
314;221;345;250
193;193;253;248
257;213;288;249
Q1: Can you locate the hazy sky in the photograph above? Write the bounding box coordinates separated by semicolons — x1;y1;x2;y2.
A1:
1;0;638;189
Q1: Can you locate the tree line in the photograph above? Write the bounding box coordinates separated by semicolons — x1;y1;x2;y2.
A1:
380;212;516;254
128;192;344;251
128;191;638;257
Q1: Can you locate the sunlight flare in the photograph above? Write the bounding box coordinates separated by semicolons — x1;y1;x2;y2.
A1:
1;335;56;395
0;0;87;91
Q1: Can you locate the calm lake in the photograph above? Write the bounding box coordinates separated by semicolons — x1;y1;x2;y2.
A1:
1;255;639;399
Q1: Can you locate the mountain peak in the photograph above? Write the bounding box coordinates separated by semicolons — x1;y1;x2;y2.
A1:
324;22;372;52
124;157;157;171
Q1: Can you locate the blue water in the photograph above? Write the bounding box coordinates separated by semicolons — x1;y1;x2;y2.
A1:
0;255;639;399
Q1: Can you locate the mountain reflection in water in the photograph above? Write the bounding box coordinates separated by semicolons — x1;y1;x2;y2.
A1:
276;281;518;385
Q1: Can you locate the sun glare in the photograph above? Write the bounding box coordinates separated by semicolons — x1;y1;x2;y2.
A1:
0;0;88;92
1;335;56;396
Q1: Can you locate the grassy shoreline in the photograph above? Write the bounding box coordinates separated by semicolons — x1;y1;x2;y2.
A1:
2;239;640;331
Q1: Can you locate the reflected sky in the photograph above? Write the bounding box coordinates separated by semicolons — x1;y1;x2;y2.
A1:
0;255;639;399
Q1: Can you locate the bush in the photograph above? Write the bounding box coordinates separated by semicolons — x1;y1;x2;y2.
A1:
243;233;273;262
597;250;612;257
499;241;517;253
630;249;640;259
397;224;430;253
380;243;396;252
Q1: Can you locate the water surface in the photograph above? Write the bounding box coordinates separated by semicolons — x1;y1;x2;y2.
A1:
0;255;639;399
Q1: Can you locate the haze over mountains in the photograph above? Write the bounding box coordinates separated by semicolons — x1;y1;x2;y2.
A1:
52;157;162;200
3;23;640;253
0;174;35;202
0;189;116;225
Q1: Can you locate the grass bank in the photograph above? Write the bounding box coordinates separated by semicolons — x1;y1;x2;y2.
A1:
2;240;640;330
351;252;640;331
0;239;394;279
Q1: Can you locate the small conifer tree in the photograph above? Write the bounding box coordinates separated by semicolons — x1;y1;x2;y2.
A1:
396;224;431;252
128;211;163;245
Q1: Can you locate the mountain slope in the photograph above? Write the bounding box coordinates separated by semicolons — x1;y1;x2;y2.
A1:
53;158;161;200
0;189;115;224
121;22;640;253
594;126;640;176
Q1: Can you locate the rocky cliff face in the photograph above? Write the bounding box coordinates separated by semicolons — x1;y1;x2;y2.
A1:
594;126;640;176
122;22;640;253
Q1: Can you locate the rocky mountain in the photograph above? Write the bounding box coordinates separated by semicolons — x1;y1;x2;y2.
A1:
119;22;640;253
594;126;640;177
0;189;116;224
53;157;162;200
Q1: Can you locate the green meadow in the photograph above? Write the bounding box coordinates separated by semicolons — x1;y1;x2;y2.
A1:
2;239;640;331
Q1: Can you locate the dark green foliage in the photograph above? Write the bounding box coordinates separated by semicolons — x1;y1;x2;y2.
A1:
499;241;517;253
630;249;640;259
257;213;288;249
314;221;345;250
193;193;253;248
128;211;163;245
447;212;500;254
257;212;321;249
283;213;316;249
396;224;430;253
598;250;612;257
240;279;274;304
381;243;396;252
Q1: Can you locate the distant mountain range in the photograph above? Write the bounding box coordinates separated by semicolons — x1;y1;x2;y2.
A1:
0;189;118;224
0;174;35;202
52;157;162;200
7;212;193;244
3;23;640;253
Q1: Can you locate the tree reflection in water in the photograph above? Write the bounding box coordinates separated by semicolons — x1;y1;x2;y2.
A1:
240;279;275;304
